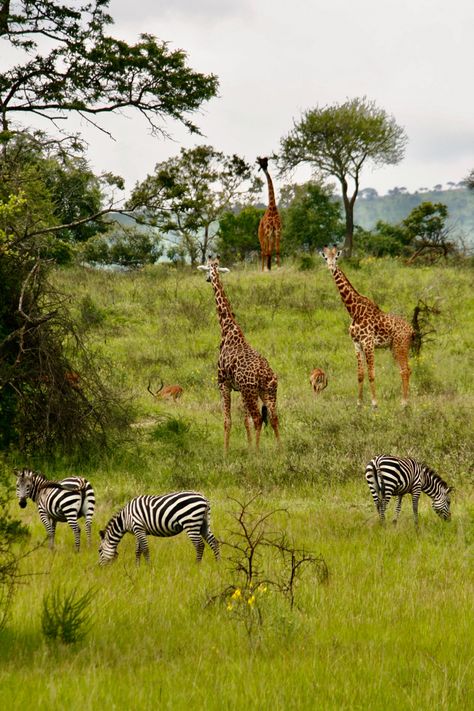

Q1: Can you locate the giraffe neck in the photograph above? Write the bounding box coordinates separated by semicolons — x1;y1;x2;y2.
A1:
263;168;277;209
209;270;244;340
331;266;370;318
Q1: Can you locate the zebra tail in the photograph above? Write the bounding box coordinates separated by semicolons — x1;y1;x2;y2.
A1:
261;405;268;426
371;464;385;509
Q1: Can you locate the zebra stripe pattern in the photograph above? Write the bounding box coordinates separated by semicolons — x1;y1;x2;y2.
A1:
365;455;452;525
14;468;95;550
98;492;220;565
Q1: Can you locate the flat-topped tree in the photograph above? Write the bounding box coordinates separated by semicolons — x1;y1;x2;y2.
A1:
279;97;407;257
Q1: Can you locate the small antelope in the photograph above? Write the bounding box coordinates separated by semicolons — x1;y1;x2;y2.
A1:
148;379;183;402
310;368;328;395
64;371;81;390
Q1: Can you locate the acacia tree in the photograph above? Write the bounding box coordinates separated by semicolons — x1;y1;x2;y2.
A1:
128;145;261;265
465;169;474;190
278;97;407;256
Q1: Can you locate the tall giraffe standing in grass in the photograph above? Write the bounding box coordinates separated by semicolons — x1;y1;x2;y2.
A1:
198;256;280;452
320;246;414;408
257;156;282;271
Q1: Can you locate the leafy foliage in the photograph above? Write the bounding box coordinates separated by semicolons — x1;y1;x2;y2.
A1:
128;146;261;264
81;225;163;268
215;206;264;263
280;181;344;254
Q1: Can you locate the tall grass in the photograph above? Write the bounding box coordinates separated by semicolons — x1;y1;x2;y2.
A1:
1;258;473;709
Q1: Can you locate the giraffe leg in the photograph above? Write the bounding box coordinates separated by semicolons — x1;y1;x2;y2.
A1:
220;384;232;453
392;341;411;407
275;228;281;267
261;388;280;444
243;403;253;447
364;346;377;409
354;343;365;407
242;390;263;451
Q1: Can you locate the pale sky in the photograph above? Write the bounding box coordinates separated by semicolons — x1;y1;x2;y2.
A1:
7;0;474;200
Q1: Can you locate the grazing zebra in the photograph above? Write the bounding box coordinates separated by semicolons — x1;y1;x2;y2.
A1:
365;455;452;526
98;492;220;566
14;468;95;550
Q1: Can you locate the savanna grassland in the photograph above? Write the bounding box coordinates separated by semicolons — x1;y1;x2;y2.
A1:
1;257;473;711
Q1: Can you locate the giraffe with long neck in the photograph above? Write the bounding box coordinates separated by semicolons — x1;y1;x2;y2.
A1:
198;257;280;452
257;156;282;271
320;246;414;408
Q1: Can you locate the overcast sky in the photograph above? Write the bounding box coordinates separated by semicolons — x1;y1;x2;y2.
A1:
12;0;474;200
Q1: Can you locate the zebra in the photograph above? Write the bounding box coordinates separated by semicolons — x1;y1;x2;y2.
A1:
98;492;220;566
365;455;452;526
14;468;96;550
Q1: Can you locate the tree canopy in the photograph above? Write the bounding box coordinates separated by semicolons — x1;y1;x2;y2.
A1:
278;97;407;256
0;0;218;137
127;145;261;264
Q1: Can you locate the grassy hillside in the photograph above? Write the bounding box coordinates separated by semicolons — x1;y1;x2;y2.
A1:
1;258;473;710
354;188;474;244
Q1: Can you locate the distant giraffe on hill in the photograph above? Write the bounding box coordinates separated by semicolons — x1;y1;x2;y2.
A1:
197;256;280;452
257;156;282;271
320;246;414;408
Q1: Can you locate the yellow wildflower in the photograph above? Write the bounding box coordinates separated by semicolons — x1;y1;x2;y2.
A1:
231;588;241;600
226;603;233;611
258;584;267;594
247;595;256;607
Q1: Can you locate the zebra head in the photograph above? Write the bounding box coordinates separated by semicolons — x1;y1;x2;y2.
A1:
98;527;119;565
431;486;452;521
14;468;40;509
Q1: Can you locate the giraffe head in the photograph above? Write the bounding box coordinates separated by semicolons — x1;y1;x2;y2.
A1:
319;245;343;272
197;255;230;282
256;156;269;172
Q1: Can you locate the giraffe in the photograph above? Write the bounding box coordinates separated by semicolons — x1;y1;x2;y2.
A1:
197;256;280;452
320;246;414;408
257;156;282;271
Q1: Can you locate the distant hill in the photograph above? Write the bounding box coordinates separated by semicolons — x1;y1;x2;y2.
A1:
353;188;474;244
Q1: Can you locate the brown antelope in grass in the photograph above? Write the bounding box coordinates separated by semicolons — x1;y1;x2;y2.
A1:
310;368;328;395
147;379;183;402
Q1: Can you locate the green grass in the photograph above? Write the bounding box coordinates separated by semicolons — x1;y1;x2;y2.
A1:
1;257;473;710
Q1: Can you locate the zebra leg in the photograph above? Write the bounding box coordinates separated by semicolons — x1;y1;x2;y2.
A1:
85;517;92;546
393;495;403;525
66;515;81;551
204;529;220;561
39;510;56;549
134;529;149;565
412;491;420;528
185;528;205;562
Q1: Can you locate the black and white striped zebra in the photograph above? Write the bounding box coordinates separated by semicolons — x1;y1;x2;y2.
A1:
14;468;95;550
98;492;220;565
365;455;452;525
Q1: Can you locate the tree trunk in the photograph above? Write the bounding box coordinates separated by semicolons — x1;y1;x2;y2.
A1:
341;188;354;257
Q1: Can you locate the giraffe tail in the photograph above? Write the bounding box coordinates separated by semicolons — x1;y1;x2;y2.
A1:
261;405;268;426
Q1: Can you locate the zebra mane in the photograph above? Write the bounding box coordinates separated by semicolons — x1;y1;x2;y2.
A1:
105;509;123;533
422;463;449;490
